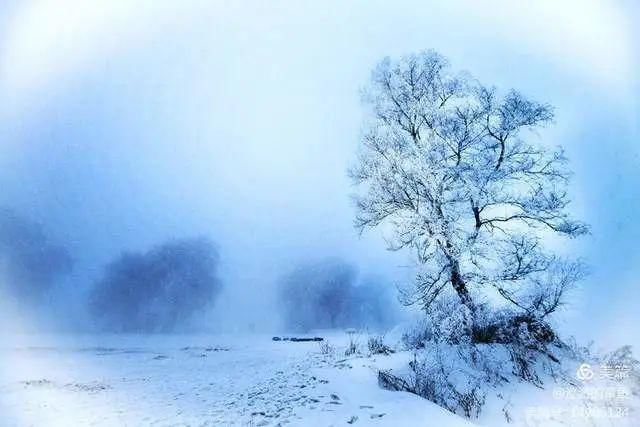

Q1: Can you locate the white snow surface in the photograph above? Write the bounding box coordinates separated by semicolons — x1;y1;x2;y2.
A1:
2;332;637;426
0;332;472;427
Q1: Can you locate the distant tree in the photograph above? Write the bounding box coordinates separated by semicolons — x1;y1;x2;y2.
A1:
350;51;588;345
90;237;222;332
0;207;72;303
279;258;355;331
279;258;395;331
345;277;397;329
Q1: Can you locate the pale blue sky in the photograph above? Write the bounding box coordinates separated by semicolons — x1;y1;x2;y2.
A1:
0;1;638;344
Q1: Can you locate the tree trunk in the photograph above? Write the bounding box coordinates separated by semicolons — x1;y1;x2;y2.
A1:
450;259;474;311
472;206;481;229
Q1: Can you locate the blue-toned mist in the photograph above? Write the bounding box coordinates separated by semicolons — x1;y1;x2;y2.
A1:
0;1;637;345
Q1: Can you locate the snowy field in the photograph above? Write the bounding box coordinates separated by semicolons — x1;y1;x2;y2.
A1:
2;332;637;427
0;333;471;427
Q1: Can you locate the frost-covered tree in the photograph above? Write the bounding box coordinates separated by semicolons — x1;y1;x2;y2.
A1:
351;51;588;344
90;237;222;332
279;258;355;331
0;207;72;303
278;258;395;331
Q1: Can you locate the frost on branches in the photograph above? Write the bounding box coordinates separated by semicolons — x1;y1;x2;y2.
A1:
350;50;588;349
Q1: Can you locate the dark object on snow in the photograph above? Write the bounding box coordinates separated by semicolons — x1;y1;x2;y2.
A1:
205;347;229;352
290;336;324;342
272;336;324;342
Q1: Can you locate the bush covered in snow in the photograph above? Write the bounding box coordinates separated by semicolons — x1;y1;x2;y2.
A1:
368;335;394;355
381;311;640;423
89;237;222;332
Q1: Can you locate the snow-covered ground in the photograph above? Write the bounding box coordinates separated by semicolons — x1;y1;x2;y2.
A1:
0;333;471;426
2;332;637;426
